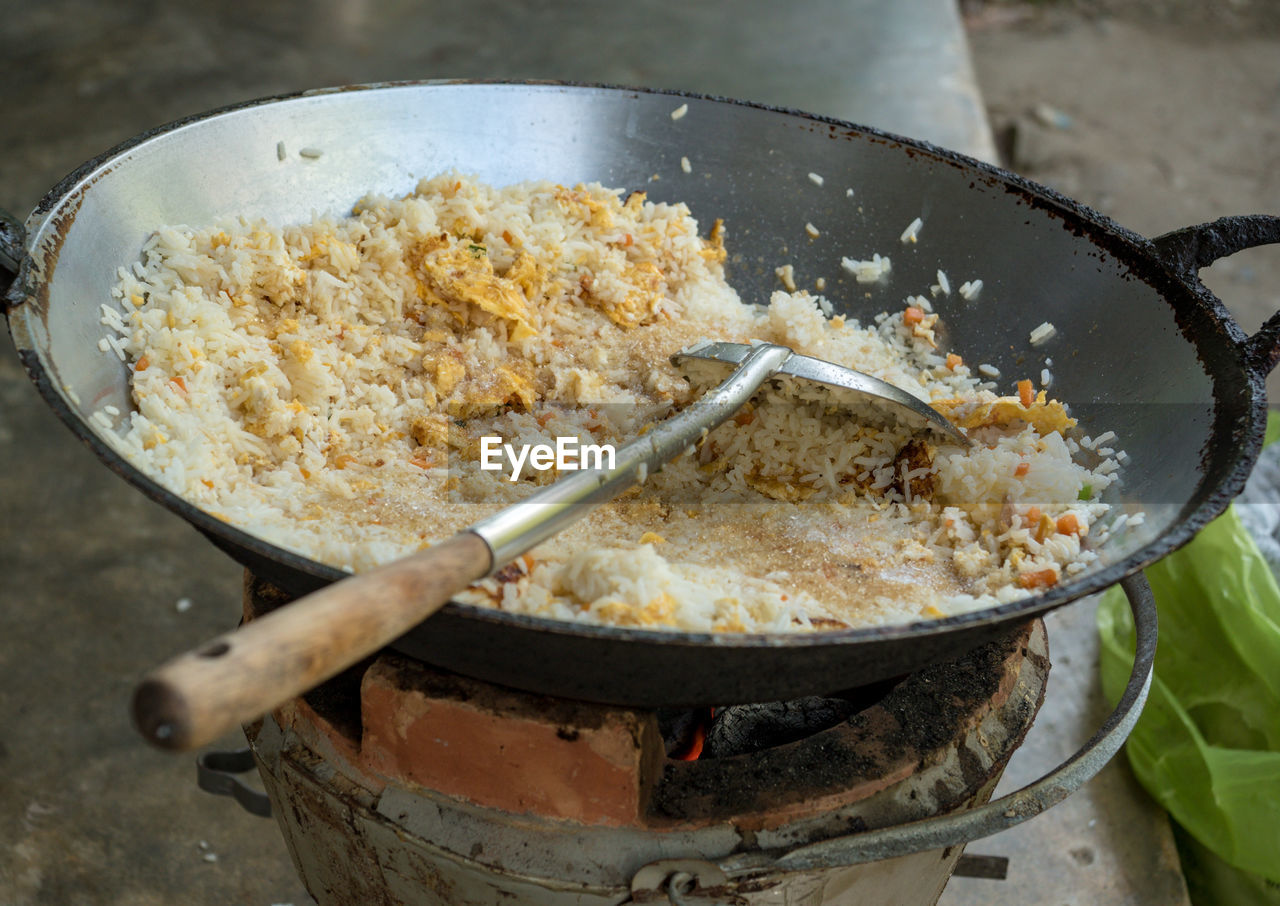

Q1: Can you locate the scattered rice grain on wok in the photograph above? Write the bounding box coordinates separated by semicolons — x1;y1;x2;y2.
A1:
100;173;1123;633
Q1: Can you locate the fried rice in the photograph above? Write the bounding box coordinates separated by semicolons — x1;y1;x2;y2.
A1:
98;173;1123;632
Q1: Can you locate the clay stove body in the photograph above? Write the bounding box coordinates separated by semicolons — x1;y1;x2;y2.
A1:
241;575;1049;905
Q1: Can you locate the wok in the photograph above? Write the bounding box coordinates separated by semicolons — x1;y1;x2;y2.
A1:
4;82;1278;707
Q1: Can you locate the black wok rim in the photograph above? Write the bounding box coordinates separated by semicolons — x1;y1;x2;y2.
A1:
4;79;1269;655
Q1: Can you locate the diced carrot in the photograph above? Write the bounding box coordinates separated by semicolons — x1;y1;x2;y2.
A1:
135;356;149;372
1018;379;1034;408
1018;569;1059;590
1025;506;1041;525
733;410;755;426
170;376;186;393
1057;513;1081;535
945;353;963;370
903;306;925;326
201;479;214;489
502;230;514;245
623;233;634;247
1015;462;1030;477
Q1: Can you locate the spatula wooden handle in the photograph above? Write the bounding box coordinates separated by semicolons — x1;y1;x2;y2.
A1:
132;531;492;751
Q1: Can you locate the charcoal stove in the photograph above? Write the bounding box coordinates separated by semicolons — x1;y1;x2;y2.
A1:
201;571;1155;905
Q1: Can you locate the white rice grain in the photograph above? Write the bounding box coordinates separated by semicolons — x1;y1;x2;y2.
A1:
840;253;892;284
899;217;924;244
1030;322;1057;345
670;103;688;120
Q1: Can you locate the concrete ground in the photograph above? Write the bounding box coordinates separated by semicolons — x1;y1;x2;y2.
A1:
966;1;1280;402
3;1;1275;904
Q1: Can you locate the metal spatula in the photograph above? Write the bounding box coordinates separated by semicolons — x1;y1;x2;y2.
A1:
672;341;972;448
133;342;969;751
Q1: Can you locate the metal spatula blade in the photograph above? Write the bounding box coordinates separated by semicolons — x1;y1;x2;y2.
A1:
670;341;973;448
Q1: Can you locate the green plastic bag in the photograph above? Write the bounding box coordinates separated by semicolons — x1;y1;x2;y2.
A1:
1098;434;1280;902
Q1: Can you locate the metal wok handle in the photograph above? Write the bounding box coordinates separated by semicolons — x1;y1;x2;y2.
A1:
707;572;1156;877
1152;214;1280;376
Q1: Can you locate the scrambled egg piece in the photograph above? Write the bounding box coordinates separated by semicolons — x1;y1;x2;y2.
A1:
595;593;678;627
409;414;449;448
934;390;1076;436
505;252;548;302
444;362;537;419
580;259;667;327
745;472;820;502
433;356;465;396
415;237;537;340
704;218;727;264
555;185;615;231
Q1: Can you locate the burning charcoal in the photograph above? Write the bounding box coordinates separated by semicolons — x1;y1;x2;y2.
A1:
703;696;856;759
657;707;713;760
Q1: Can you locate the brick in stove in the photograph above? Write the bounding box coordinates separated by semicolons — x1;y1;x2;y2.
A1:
357;652;667;826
